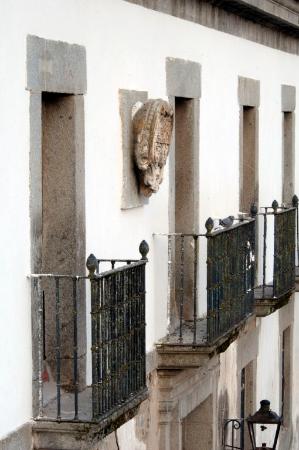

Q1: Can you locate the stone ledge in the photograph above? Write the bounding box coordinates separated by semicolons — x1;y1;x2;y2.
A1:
254;289;294;317
32;389;148;450
210;0;299;32
0;422;32;450
155;315;256;369
125;0;299;55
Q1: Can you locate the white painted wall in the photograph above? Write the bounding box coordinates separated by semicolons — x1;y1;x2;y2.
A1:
1;0;299;443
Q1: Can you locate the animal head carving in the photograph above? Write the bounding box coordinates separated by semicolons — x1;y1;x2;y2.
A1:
133;99;174;197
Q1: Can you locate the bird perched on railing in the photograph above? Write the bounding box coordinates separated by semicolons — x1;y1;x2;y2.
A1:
219;215;234;228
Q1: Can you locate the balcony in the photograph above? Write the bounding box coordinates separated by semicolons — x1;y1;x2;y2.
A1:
155;199;297;369
253;200;296;317
292;195;299;291
30;241;149;449
155;216;256;369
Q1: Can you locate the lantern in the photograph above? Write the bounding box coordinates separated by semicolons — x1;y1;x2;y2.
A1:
246;400;282;449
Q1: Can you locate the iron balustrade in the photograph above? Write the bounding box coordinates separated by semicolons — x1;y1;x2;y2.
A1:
88;253;148;420
274;207;296;297
291;194;299;274
255;201;296;299
156;215;255;345
30;241;149;423
206;218;255;343
223;419;244;450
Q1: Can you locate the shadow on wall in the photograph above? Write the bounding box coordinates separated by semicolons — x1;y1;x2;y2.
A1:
218;389;229;448
278;299;295;450
290;415;299;449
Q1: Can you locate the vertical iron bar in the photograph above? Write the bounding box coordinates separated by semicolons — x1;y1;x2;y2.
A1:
179;235;185;343
193;236;198;344
55;277;61;420
167;235;172;329
297;203;299;266
133;267;137;394
98;278;103;415
273;212;278;297
138;265;142;392
90;277;98;419
114;272;118;408
42;291;46;361
124;269;129;401
96;277;101;415
262;210;268;297
107;276;111;412
35;278;44;417
73;278;79;420
206;237;211;343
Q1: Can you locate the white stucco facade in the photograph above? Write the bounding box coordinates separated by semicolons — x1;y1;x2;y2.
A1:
1;0;299;448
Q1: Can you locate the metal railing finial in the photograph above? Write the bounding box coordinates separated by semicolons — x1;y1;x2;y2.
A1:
292;194;298;208
139;240;149;260
250;203;258;218
86;253;99;277
272;199;279;213
205;217;214;235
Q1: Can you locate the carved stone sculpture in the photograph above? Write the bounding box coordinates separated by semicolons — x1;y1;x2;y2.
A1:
133;99;174;197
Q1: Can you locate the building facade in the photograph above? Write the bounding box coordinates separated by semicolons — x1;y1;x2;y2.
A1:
1;0;299;449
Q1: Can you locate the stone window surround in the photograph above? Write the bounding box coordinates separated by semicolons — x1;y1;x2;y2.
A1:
27;34;87;416
281;84;296;204
166;56;201;234
238;76;260;212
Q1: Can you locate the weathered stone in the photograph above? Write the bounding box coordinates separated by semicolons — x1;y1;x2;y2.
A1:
119;89;148;209
27;35;86;94
282;84;296;112
166;58;201;99
133;99;174;197
0;423;32;450
126;0;299;55
238;76;260;107
182;395;213;450
28;35;87;402
41;94;86;390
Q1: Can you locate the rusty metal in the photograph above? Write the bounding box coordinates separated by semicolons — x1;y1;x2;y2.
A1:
158;214;255;345
30;241;148;424
273;206;296;297
206;219;255;343
254;201;296;301
292;194;299;266
88;242;148;421
223;419;244;450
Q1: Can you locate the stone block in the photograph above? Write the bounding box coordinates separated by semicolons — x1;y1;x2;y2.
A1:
119;89;148;209
27;35;86;94
0;423;32;450
166;57;201;99
238;76;260;107
282;84;296;112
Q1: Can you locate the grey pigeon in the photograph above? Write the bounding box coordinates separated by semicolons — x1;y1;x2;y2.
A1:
219;215;234;228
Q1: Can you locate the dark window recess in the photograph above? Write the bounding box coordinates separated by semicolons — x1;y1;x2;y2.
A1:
281;327;291;427
240;106;258;213
282;112;294;204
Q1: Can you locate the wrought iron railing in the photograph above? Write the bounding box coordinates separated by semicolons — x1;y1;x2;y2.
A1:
291;194;299;274
223;419;244;450
206;218;255;343
30;241;149;423
156;215;255;345
255;201;295;299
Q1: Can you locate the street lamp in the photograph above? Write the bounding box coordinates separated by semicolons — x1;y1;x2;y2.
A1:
246;400;282;450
